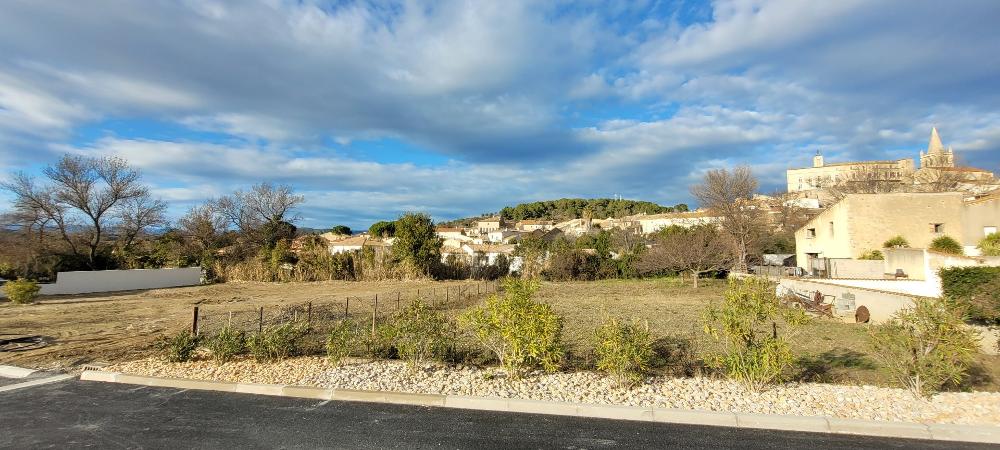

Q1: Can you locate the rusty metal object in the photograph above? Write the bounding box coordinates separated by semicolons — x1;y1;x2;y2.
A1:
855;305;870;323
781;290;834;317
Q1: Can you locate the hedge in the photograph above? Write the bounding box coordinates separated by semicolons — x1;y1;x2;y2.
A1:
939;267;1000;323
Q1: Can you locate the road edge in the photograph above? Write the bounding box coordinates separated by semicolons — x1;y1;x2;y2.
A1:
79;370;1000;444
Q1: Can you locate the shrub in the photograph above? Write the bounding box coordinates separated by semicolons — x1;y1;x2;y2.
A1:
386;299;451;368
883;236;910;248
929;235;963;255
460;278;564;379
207;325;246;363
869;298;978;397
247;322;305;362
159;330;201;363
940;267;1000;323
593;317;655;388
703;277;809;391
326;319;361;365
978;233;1000;256
858;249;884;260
3;278;41;304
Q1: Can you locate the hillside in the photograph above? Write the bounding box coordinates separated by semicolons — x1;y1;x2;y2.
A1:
439;198;688;226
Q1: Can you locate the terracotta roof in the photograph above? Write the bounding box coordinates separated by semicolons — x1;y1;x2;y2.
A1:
329;235;367;247
635;211;720;220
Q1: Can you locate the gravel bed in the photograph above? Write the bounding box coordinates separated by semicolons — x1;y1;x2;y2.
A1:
109;357;1000;426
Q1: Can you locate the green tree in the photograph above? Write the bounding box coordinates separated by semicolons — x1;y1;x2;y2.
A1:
329;225;352;236
368;220;396;238
391;213;441;276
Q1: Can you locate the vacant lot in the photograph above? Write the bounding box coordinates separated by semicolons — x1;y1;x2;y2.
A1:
2;278;997;391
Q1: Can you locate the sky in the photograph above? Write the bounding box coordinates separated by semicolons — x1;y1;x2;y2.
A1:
1;0;999;230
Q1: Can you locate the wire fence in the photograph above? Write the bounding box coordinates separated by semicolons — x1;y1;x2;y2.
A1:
191;280;502;337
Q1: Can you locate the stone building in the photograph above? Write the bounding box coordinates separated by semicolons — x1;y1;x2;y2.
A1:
794;192;1000;269
786;128;995;192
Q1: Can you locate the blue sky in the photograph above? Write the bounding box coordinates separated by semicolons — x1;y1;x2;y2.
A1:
1;0;999;230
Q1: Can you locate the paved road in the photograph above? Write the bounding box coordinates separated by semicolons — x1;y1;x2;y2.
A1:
0;379;992;449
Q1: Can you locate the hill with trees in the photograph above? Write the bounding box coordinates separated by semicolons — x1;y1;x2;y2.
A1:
440;198;688;226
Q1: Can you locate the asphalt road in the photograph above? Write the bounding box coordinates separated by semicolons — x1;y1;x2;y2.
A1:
0;379;993;449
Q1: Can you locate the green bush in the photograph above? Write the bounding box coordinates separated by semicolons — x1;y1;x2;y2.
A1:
929;235;963;255
703;277;809;391
3;278;41;304
207;325;246;363
159;330;201;363
940;267;1000;323
247;322;305;362
461;278;564;379
858;249;884;260
326;319;361;365
386;299;451;368
883;236;910;248
978;233;1000;256
593;317;655;388
869;298;978;397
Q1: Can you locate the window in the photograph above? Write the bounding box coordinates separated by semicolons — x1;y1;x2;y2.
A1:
986;226;998;237
932;223;944;234
828;221;835;237
806;228;816;238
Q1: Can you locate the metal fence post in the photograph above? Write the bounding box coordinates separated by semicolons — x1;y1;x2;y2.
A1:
258;306;263;333
345;297;350;319
371;294;378;337
192;306;199;336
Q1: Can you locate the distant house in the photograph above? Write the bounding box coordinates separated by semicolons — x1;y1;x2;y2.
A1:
328;235;368;254
633;211;722;234
476;217;505;235
486;229;521;243
435;227;467;240
516;220;554;232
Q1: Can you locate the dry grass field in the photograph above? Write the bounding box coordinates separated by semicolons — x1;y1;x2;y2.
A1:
2;277;997;391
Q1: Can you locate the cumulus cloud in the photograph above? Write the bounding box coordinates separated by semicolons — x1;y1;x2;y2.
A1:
0;0;998;227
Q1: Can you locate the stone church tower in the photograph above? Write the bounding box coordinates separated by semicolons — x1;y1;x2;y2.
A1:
919;127;955;168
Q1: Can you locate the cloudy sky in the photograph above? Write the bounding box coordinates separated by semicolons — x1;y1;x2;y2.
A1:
1;0;999;229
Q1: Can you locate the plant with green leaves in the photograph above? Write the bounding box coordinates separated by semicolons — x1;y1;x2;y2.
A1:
978;233;1000;256
326;319;361;364
3;278;41;304
159;329;201;363
883;236;910;248
460;278;564;379
391;213;442;277
703;277;809;391
593;317;655;388
858;249;884;260
869;297;979;397
247;322;305;362
207;325;246;363
929;235;963;255
385;299;451;368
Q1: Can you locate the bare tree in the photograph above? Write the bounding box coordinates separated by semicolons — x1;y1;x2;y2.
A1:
210;182;304;247
177;204;229;252
2;155;163;269
690;166;763;273
117;192;167;250
635;226;735;288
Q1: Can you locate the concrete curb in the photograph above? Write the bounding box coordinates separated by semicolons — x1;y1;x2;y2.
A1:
0;365;38;378
79;371;1000;444
0;374;75;393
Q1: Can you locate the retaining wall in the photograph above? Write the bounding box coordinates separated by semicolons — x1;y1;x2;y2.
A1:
777;278;917;324
1;267;202;298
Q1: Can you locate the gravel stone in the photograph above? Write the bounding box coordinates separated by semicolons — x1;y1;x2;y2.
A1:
108;357;1000;426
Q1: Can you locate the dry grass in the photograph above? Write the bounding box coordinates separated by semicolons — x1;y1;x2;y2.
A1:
2;277;997;391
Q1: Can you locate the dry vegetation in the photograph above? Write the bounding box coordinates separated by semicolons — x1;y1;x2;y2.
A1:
2;278;998;391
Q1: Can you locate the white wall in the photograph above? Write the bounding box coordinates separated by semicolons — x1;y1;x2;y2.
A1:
777;278;917;324
1;267;202;298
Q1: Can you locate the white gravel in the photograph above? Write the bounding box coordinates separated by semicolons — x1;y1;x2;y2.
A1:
109;356;1000;426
